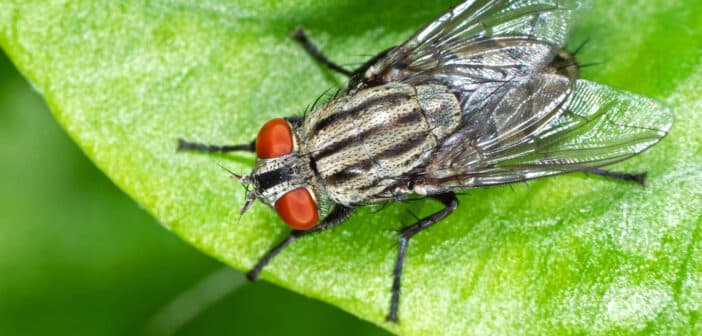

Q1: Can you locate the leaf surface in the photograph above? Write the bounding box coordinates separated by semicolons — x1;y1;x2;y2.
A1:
0;1;700;334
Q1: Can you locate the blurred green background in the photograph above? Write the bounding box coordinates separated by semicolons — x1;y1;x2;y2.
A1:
0;49;390;335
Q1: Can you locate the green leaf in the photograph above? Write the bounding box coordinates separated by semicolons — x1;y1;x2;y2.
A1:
1;0;700;334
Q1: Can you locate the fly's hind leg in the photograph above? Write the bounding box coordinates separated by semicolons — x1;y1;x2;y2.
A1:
291;26;353;77
583;168;647;187
386;192;459;323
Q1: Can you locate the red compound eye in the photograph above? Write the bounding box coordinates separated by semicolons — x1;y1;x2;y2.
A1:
256;118;293;158
274;188;319;230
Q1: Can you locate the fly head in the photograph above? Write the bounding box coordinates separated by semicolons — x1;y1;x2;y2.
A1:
245;118;323;230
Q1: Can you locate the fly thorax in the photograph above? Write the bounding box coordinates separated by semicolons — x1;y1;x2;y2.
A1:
303;82;461;205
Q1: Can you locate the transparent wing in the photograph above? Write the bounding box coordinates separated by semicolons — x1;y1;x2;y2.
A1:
358;0;592;91
421;74;673;190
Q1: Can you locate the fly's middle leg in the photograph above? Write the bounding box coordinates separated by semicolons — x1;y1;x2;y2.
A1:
386;192;459;323
291;26;353;77
582;168;647;187
247;205;356;281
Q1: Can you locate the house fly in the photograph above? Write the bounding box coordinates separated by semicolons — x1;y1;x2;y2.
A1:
178;0;673;323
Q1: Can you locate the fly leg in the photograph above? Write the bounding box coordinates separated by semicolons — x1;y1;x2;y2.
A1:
583;168;647;187
386;192;459;323
177;138;255;153
177;117;304;153
291;26;353;77
247;205;356;281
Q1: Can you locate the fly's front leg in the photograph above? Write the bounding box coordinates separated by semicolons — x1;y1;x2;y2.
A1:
291;26;353;77
177;138;256;153
177;117;304;154
386;192;459;323
247;205;356;281
583;168;647;187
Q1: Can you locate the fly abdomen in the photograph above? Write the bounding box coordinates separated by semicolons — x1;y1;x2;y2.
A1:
302;83;461;205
